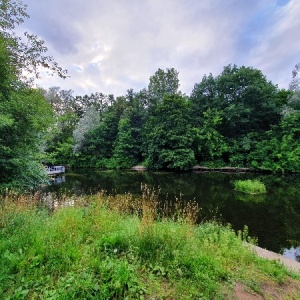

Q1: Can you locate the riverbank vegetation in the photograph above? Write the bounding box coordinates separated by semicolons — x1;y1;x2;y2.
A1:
0;0;66;191
43;65;300;176
1;0;300;190
234;180;267;195
1;191;300;299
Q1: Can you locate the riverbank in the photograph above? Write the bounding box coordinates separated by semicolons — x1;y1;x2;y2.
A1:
252;245;300;272
1;192;300;299
131;165;259;173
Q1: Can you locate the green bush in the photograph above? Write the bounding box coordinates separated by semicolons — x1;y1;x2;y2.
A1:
234;179;267;194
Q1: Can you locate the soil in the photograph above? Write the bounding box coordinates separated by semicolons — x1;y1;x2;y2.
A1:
233;279;300;300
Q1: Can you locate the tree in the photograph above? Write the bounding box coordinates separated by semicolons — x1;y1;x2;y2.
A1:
249;112;300;172
289;63;300;92
44;111;78;165
194;109;228;162
73;107;100;153
0;82;53;189
281;93;300;117
242;64;300;172
113;109;139;168
216;65;280;138
189;65;283;167
72;96;128;167
282;63;300;117
125;89;147;159
0;0;67;189
0;0;67;81
190;65;281;139
147;68;180;113
143;94;196;170
42;87;76;115
73;92;109;117
190;73;219;125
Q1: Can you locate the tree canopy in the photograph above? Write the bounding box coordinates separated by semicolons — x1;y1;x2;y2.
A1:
1;0;300;191
40;62;299;174
0;0;66;190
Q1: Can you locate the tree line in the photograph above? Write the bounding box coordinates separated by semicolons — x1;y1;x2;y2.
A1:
43;65;300;174
0;0;299;190
0;0;66;190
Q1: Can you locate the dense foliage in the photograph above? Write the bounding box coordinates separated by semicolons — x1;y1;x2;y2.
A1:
43;64;299;174
1;0;300;190
0;0;65;190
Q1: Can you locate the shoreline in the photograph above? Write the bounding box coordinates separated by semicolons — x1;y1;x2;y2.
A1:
250;244;300;272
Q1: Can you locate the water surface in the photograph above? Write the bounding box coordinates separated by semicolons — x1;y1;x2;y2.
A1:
45;169;300;262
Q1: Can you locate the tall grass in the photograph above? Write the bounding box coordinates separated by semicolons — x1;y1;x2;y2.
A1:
0;187;299;299
234;179;267;195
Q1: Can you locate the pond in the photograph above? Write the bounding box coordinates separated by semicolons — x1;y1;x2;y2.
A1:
45;169;300;262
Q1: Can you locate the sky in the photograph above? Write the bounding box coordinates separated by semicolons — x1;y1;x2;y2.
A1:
19;0;300;97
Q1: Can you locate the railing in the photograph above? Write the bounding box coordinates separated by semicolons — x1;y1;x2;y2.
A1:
45;166;65;175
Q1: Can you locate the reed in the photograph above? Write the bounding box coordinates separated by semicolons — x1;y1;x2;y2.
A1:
0;187;298;299
234;179;267;194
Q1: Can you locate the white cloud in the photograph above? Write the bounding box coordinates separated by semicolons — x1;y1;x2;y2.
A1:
20;0;299;96
247;0;300;87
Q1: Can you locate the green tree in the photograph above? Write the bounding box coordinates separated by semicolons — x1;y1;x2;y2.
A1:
44;112;77;165
73;92;109;118
147;68;180;113
144;94;196;170
216;65;280;138
189;65;282;167
126;89;147;159
73;107;100;153
282;63;300;117
0;84;53;189
73;96;128;168
113;109;139;168
281;92;300;116
249;113;300;172
194;109;228;162
0;0;67;81
190;73;219;126
278;113;300;172
0;0;66;189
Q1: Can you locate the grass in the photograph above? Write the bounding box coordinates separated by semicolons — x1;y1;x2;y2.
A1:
0;188;299;299
233;179;267;195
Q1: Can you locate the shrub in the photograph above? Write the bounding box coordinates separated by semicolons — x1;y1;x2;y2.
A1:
234;179;267;194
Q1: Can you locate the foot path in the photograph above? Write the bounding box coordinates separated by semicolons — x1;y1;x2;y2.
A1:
251;245;300;272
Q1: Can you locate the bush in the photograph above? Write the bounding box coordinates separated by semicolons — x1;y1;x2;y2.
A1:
234;179;267;194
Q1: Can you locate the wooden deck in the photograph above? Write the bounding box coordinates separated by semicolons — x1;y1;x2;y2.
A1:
45;166;65;175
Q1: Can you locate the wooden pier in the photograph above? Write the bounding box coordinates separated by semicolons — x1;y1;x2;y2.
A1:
45;166;65;175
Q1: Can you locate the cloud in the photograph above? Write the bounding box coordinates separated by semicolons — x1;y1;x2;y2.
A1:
20;0;299;96
246;0;300;86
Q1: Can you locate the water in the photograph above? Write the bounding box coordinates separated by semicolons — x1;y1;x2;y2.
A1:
45;169;300;262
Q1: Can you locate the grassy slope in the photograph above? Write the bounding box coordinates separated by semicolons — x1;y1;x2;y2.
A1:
0;192;299;299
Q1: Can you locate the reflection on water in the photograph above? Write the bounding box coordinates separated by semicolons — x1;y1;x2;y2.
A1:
283;247;300;261
49;176;65;184
44;169;300;262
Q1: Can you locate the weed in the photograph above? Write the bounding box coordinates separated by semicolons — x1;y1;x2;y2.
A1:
0;189;299;299
234;179;267;194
